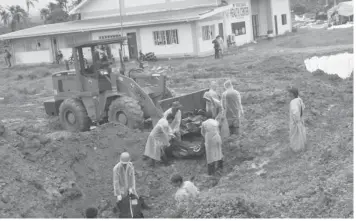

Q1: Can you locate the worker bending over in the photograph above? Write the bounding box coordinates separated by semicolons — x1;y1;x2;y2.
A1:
222;80;244;136
203;92;230;139
201;118;223;175
144;114;175;167
288;87;307;152
171;174;199;217
163;101;182;141
113;152;138;202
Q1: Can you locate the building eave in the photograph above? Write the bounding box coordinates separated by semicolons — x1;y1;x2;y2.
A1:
68;0;91;15
0;17;200;41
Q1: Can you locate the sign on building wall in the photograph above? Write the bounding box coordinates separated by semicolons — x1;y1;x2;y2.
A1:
224;2;249;19
98;34;121;40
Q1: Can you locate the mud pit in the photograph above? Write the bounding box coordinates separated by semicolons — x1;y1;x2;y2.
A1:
0;29;353;218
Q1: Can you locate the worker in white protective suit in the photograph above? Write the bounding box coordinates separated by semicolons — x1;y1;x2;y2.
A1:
113;152;138;202
288;87;307;152
171;174;199;217
203;92;230;139
221;80;244;136
163;101;182;141
203;85;219;118
144;114;175;167
201;119;223;175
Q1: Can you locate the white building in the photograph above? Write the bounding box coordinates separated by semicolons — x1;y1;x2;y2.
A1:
0;0;292;65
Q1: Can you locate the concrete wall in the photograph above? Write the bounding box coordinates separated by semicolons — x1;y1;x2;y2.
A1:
270;0;291;35
91;29;139;59
250;0;271;36
139;22;194;58
257;0;269;36
80;0;218;19
12;37;52;64
224;0;253;46
196;18;222;56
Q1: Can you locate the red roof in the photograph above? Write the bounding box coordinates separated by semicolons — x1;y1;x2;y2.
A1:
0;6;229;40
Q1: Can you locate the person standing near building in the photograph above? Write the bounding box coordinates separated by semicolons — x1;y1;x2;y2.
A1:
212;36;221;59
4;49;12;68
113;152;138;202
288;87;307;152
217;36;224;58
221;80;244;136
201;118;223;175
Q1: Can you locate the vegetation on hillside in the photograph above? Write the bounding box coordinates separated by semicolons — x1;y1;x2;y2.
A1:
291;0;351;14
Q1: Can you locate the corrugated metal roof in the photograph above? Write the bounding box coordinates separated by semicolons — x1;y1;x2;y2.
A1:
0;6;219;40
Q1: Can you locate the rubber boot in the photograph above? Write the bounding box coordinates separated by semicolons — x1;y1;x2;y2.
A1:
207;163;215;175
149;159;156;168
217;160;223;170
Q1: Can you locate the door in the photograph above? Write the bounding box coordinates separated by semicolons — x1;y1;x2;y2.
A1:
126;32;138;59
218;23;224;40
274;15;278;36
51;37;59;63
252;15;259;40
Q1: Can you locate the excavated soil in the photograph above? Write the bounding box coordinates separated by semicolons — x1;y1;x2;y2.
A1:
0;29;353;218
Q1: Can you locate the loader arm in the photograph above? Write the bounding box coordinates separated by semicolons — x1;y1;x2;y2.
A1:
115;74;163;126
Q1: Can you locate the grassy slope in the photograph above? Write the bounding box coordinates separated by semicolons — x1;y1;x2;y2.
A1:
0;28;353;218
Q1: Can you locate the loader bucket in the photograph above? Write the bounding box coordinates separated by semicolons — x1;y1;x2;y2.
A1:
158;88;209;113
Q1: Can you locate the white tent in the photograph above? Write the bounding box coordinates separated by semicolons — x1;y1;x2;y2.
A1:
328;1;354;17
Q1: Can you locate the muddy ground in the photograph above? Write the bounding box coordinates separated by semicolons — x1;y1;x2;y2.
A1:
0;28;353;218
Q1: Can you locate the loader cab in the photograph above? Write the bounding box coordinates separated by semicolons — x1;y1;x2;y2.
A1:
69;37;127;94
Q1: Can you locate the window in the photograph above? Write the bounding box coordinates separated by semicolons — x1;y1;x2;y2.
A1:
281;14;287;25
231;22;246;36
202;25;215;41
25;38;49;51
14;42;25;53
153;29;179;45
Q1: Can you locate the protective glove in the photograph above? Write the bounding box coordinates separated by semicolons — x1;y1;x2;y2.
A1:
117;195;122;201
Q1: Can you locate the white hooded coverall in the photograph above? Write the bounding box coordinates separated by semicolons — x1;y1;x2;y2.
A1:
163;108;182;136
290;97;307;152
175;181;199;209
113;162;138;197
203;90;219;118
144;117;173;161
201;119;223;164
221;80;243;129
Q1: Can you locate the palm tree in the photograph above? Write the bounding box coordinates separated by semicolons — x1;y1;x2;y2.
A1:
25;0;38;13
0;9;11;26
8;5;28;31
48;2;59;13
56;0;69;12
40;8;50;20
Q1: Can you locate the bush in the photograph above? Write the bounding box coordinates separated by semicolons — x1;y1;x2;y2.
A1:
292;5;307;15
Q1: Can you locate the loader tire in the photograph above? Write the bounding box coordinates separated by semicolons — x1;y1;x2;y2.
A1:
108;96;144;129
59;98;91;132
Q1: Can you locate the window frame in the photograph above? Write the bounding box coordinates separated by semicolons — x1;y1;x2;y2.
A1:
153;29;179;46
24;38;50;52
202;24;215;41
281;14;287;25
231;21;246;36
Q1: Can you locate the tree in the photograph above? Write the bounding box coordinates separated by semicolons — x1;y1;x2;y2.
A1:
0;8;11;25
25;0;38;13
56;0;69;12
8;5;28;31
40;1;69;24
40;8;50;20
